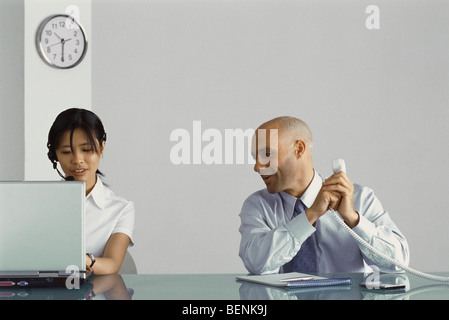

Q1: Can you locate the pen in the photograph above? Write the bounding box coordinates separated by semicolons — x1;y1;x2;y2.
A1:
280;276;314;282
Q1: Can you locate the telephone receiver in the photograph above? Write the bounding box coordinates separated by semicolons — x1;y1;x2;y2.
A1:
330;159;449;282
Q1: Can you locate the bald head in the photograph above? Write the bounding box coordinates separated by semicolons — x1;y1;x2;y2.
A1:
258;116;313;151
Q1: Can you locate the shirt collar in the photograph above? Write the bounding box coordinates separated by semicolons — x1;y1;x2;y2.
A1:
280;170;322;219
87;176;106;210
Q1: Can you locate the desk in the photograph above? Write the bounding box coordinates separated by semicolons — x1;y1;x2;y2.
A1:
1;272;449;300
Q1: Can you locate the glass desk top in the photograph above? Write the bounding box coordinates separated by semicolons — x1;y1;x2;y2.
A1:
1;272;449;300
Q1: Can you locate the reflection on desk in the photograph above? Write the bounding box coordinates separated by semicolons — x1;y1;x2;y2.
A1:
1;272;449;300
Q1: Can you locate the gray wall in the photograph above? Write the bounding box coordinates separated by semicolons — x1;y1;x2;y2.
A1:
0;0;24;181
72;0;449;273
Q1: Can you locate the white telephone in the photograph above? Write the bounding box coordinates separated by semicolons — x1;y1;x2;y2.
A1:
331;159;449;282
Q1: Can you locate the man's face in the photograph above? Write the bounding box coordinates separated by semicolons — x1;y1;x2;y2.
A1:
252;125;298;194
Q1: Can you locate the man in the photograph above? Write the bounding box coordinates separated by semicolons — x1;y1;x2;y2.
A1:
238;116;409;275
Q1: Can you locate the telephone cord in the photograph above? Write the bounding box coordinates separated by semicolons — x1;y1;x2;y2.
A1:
330;209;449;282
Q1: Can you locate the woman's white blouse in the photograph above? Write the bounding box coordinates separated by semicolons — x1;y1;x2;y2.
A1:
85;177;135;257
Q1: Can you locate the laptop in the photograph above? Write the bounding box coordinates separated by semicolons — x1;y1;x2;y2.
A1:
0;181;89;287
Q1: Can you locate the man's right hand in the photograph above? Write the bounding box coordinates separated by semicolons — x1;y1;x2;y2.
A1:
306;187;341;225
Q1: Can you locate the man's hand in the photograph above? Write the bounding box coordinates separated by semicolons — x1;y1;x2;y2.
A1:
306;185;340;226
322;171;359;228
306;172;359;228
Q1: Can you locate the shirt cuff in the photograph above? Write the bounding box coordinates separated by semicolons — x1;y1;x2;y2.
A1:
285;212;316;244
352;214;376;242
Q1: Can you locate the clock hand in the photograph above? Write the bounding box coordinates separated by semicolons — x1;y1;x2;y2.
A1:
61;40;65;62
54;32;62;41
60;38;73;63
48;41;62;48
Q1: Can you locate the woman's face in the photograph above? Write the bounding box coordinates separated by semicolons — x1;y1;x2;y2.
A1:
55;128;105;195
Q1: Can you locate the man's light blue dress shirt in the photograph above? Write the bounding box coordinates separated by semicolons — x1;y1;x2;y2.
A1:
238;171;410;275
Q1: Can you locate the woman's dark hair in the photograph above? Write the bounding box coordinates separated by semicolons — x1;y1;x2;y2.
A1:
47;108;107;176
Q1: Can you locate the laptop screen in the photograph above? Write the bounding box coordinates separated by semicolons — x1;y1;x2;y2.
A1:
0;181;85;273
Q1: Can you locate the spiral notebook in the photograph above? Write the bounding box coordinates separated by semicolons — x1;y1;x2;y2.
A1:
236;272;352;288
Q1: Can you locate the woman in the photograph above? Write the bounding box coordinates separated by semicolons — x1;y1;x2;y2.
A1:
47;108;135;275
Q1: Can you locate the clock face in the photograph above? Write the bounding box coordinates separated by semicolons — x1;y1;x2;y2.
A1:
36;14;87;69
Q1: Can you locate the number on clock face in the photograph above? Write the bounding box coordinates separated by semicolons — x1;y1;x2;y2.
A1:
36;15;87;69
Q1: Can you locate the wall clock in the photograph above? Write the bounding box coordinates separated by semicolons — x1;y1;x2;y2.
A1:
36;14;87;69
